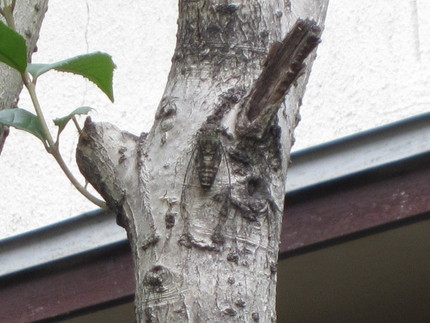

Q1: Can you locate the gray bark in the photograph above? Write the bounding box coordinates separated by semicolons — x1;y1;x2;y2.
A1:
0;0;49;154
76;0;329;321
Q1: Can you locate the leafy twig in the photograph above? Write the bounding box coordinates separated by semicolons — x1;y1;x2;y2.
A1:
0;3;110;209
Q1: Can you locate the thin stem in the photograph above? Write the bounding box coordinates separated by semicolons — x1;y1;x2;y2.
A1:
24;76;56;147
52;148;107;208
72;116;83;135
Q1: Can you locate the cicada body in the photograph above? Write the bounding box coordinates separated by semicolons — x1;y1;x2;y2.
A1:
196;127;222;190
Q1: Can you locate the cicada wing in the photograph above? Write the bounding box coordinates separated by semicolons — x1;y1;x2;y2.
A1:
180;147;200;220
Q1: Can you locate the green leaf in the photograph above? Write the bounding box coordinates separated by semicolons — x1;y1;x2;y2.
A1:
0;108;46;142
27;52;116;102
0;21;27;74
53;106;92;134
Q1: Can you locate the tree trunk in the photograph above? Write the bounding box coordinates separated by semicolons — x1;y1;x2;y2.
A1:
0;0;49;154
76;0;329;321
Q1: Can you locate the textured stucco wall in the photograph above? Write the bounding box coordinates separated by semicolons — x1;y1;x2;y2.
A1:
1;1;429;238
297;0;430;147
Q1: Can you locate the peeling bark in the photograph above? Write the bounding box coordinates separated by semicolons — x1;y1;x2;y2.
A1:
237;19;321;138
0;0;49;154
76;0;329;321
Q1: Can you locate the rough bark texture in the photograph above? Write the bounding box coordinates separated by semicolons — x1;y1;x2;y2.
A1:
76;0;329;321
0;0;49;154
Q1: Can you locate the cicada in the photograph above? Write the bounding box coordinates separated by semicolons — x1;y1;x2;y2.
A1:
195;125;223;189
180;124;231;248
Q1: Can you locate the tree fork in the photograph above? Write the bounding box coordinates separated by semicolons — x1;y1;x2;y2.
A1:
76;0;329;321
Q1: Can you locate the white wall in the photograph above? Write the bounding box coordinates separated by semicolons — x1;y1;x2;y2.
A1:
297;0;430;147
1;0;429;239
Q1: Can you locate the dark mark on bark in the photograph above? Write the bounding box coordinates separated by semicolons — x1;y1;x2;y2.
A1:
235;299;246;308
143;265;172;294
141;233;160;251
222;307;237;316
252;312;260;322
165;212;176;229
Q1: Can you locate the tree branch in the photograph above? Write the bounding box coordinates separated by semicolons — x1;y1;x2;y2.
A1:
236;18;321;138
76;117;142;227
